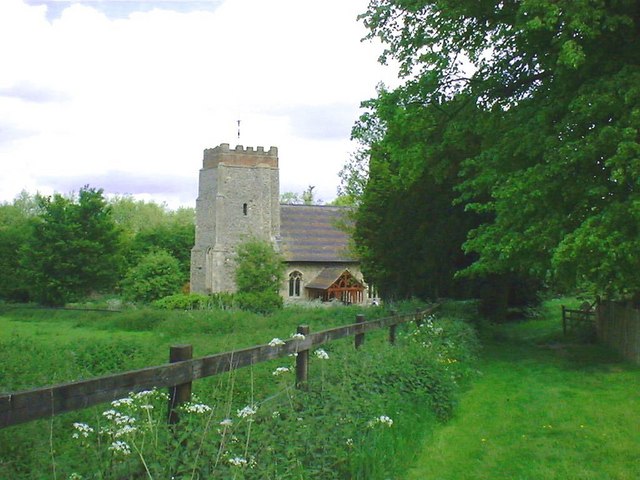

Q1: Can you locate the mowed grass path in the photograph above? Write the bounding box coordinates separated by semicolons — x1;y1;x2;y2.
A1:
407;316;640;480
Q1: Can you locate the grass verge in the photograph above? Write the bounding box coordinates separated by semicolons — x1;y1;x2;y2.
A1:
406;301;640;480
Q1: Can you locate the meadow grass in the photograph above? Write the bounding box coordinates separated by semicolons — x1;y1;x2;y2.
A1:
0;300;479;479
406;299;640;480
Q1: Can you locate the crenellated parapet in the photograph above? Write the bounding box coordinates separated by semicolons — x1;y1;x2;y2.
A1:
203;143;278;169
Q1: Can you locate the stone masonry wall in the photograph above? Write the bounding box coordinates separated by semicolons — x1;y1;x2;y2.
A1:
191;144;280;293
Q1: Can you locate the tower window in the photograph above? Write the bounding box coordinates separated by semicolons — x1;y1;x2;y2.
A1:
243;203;248;216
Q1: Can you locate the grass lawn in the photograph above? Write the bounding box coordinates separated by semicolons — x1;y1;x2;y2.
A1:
406;302;640;480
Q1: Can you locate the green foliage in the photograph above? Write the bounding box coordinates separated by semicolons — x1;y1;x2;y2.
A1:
354;0;640;299
0;194;38;302
234;238;285;314
0;304;479;479
153;292;235;310
280;186;322;205
21;186;123;306
110;196;195;281
121;250;183;303
234;290;283;314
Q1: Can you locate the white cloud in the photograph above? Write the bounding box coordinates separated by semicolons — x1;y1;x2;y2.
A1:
0;0;397;208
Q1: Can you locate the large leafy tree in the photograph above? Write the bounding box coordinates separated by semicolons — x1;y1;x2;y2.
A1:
357;0;640;299
0;192;40;302
23;186;123;305
350;87;482;300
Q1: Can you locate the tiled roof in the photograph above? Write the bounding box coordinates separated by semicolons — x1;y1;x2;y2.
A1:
306;267;356;290
279;204;357;263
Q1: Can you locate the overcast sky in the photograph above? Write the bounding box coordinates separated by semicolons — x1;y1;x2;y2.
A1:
0;0;397;208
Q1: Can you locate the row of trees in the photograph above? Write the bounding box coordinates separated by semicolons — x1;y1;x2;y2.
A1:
0;187;194;306
343;0;639;309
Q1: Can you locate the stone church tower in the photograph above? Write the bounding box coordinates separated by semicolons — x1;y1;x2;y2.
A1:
190;143;280;293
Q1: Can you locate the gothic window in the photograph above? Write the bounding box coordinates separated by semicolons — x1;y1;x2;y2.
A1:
289;271;302;297
243;203;248;216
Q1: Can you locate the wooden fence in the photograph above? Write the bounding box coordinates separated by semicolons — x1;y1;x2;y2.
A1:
562;303;596;336
596;300;640;364
0;305;439;429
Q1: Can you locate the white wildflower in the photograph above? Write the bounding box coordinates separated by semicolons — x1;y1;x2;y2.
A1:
68;474;83;480
314;348;329;360
368;415;394;427
139;404;154;411
132;390;154;399
291;333;305;340
268;338;285;347
72;422;94;438
113;414;136;426
111;397;133;408
102;409;118;420
272;366;291;376
272;411;280;419
184;403;212;414
109;440;131;455
228;456;247;467
346;438;354;446
237;405;257;418
114;425;138;438
220;418;233;427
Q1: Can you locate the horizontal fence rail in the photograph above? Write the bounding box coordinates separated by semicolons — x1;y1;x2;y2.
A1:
562;304;596;336
1;305;439;429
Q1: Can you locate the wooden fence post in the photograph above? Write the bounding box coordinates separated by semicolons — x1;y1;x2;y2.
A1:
562;305;567;336
168;344;193;425
355;314;365;349
295;325;310;390
388;309;398;345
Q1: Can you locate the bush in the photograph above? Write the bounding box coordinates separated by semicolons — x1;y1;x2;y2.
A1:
120;250;182;303
235;290;283;314
234;239;285;314
154;292;236;310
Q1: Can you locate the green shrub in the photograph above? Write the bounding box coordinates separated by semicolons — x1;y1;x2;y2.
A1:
235;290;283;314
154;292;210;310
234;239;284;314
120;250;182;303
154;292;235;310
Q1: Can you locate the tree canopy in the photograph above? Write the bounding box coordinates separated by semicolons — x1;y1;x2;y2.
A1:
350;0;640;300
22;186;123;305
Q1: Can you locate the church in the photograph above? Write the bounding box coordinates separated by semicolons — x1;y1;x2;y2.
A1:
190;143;370;304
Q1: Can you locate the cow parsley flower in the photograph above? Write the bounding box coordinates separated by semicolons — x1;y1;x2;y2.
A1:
314;348;329;360
368;415;394;427
220;418;233;427
272;366;291;376
109;440;131;455
114;425;137;438
184;403;212;414
291;333;305;340
228;456;247;467
237;405;257;418
268;338;285;347
71;422;94;439
111;397;133;408
102;409;118;420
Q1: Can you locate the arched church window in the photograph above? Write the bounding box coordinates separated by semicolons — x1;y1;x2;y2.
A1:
243;203;248;216
289;271;302;297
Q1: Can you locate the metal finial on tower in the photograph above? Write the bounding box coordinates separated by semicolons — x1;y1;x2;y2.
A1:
237;120;241;139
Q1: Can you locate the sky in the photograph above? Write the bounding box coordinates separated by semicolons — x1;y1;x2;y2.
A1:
0;0;397;209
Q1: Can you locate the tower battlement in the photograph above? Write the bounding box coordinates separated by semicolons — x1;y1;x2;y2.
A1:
203;143;278;169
